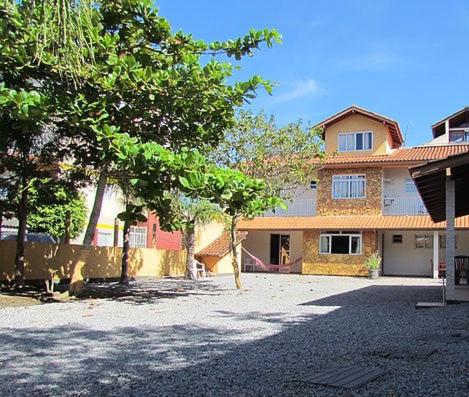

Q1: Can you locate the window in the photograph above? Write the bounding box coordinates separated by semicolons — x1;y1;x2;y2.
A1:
129;226;147;248
97;229;113;247
338;132;373;151
415;234;432;249
319;232;362;255
405;178;417;193
332;175;366;199
392;234;403;244
449;130;469;143
439;234;458;249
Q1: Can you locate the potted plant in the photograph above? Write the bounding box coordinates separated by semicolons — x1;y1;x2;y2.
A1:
365;252;381;279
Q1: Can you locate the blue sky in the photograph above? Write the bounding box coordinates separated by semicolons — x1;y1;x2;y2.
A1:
157;0;469;146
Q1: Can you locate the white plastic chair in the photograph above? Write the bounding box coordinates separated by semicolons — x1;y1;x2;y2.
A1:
195;260;206;278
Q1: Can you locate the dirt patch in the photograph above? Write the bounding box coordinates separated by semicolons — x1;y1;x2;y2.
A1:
0;294;41;309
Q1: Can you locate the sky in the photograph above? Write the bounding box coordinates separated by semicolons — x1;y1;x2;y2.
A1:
157;0;469;146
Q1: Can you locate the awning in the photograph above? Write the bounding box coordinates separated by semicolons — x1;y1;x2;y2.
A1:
410;151;469;222
238;215;469;231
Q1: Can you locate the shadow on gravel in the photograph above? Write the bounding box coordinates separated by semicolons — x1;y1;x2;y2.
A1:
0;278;226;306
0;283;466;397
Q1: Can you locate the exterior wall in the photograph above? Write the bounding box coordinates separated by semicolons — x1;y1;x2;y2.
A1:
383;168;420;198
195;221;226;252
143;213;182;250
242;230;304;273
200;245;241;274
302;230;377;276
382;230;469;277
264;185;317;217
0;241;185;281
324;114;392;156
316;167;383;216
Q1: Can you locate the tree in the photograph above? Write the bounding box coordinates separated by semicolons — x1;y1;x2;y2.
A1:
27;179;87;241
180;167;285;289
0;2;90;286
117;202;146;285
210;110;325;201
100;129;284;289
173;197;221;280
59;0;281;245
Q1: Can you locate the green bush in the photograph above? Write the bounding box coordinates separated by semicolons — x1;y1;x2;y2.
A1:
365;252;381;270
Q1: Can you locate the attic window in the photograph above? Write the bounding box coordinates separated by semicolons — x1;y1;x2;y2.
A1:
338;132;373;151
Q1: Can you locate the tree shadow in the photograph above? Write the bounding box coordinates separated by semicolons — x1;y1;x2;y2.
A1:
1;281;467;396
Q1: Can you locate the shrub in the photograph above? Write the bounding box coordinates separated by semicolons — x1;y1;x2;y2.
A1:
365;252;381;270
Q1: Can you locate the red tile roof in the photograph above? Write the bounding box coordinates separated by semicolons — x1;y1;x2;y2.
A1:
238;215;469;231
323;144;469;167
315;105;404;148
196;231;248;258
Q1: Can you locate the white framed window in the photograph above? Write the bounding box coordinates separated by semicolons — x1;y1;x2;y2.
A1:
332;175;366;199
319;231;362;255
96;229;113;247
405;178;417;193
129;226;147;248
415;234;432;249
338;131;373;151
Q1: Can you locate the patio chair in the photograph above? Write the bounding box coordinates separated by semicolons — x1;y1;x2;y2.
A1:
195;260;206;279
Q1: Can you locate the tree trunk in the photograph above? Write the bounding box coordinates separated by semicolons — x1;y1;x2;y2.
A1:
120;219;131;285
14;178;28;288
64;209;71;244
69;170;107;296
82;170;107;245
185;227;197;280
230;216;242;290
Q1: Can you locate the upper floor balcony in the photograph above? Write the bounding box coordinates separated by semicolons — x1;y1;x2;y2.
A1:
382;197;428;216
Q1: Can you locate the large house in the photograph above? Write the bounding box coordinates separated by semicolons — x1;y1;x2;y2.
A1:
239;105;469;279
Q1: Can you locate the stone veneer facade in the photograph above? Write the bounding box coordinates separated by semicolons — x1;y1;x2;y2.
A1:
302;230;378;276
301;166;383;276
316;167;383;216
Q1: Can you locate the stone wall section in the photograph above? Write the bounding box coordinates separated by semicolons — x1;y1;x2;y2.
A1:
302;230;378;276
316;167;383;216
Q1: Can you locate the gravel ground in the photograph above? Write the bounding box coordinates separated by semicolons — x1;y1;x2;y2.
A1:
0;274;468;397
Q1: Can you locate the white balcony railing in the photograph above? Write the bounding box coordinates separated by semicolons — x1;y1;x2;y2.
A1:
264;198;316;217
382;197;428;216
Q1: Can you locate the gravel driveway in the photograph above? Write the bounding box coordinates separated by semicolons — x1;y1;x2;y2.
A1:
0;274;468;396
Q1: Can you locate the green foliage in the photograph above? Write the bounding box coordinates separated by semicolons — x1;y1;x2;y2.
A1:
27;179;87;239
117;203;147;224
210;110;325;200
365;252;382;270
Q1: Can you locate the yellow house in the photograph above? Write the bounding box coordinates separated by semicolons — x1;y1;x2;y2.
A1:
239;105;469;279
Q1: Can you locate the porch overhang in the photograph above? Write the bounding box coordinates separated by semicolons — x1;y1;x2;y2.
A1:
410;151;469;223
238;215;469;231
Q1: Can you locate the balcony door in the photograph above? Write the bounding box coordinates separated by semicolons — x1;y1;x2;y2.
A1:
270;234;291;265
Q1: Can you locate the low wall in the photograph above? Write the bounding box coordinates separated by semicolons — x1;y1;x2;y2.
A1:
0;241;186;281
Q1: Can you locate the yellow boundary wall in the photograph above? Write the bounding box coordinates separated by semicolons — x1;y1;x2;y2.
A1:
0;241;186;281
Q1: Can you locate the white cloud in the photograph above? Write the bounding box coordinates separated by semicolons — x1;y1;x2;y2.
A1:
273;79;321;102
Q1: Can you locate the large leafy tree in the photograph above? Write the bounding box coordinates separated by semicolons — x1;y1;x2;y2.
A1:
1;0;281;287
211;110;325;201
59;0;282;245
103;130;284;289
27;179;87;241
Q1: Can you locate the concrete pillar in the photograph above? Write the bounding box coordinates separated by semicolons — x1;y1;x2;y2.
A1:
433;230;439;279
445;175;455;300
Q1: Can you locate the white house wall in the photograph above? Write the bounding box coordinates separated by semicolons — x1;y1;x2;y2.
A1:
264;185;317;217
382;230;469;277
242;230;303;273
382;168;420;198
